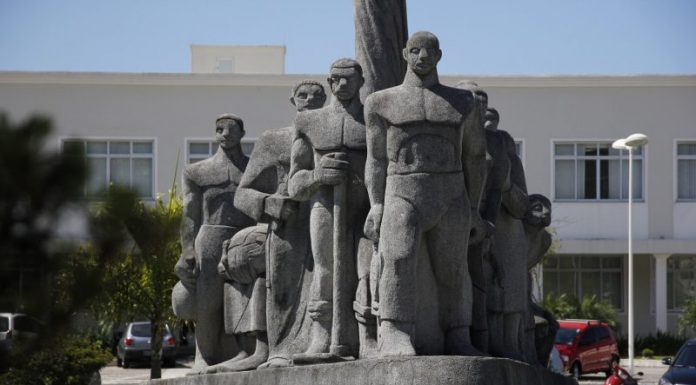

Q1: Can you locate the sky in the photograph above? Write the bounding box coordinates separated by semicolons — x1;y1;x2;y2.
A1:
1;0;695;76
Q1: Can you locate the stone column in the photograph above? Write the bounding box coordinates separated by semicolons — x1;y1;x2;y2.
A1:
653;254;671;332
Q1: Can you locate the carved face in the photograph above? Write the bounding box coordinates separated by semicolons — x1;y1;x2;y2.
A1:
526;195;552;227
484;108;499;131
292;83;326;112
328;67;363;101
403;35;441;76
215;119;244;150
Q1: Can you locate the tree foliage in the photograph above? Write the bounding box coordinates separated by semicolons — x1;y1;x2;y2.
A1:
678;296;696;337
543;293;619;329
0;113;114;380
89;184;183;379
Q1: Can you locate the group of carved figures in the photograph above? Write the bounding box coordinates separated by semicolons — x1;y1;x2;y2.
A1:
171;31;558;375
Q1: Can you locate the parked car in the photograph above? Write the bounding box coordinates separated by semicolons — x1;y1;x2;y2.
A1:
0;313;41;354
554;319;620;379
659;338;696;385
116;321;177;368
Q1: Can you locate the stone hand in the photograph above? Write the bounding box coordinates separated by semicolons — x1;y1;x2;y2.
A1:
265;195;299;221
469;213;490;245
364;204;384;242
175;255;198;286
226;242;265;284
314;153;349;185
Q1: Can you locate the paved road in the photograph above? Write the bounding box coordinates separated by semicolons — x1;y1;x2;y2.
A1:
578;365;667;385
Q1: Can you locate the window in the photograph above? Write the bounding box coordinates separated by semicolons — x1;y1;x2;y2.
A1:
186;139;256;164
63;139;155;198
543;255;624;310
677;142;696;200
554;142;643;200
667;255;696;310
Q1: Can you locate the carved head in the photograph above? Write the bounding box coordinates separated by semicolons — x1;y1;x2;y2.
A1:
290;80;327;112
327;58;364;102
215;113;245;151
525;194;552;228
485;107;500;131
456;80;488;110
403;31;442;76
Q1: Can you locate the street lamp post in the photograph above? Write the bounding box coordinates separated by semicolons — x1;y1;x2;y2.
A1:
612;133;648;375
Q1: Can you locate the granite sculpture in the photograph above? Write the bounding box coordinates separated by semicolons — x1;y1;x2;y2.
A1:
173;114;255;373
354;0;408;101
168;27;569;385
523;194;558;366
363;31;487;357
232;80;327;369
289;59;371;362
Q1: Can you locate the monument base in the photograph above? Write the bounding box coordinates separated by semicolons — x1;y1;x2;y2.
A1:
150;356;577;385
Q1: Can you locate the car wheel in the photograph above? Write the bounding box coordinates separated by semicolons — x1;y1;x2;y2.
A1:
116;356;122;367
122;358;130;369
571;362;582;380
163;358;176;368
605;356;619;377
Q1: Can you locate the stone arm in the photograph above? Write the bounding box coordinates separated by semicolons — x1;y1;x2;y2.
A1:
234;134;293;223
176;168;200;286
288;129;319;202
462;105;487;213
363;99;388;242
501;131;529;220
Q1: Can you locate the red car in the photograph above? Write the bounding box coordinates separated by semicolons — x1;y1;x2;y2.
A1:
555;319;620;379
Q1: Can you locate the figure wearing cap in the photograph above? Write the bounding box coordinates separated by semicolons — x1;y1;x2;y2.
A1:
173;113;255;373
288;58;371;361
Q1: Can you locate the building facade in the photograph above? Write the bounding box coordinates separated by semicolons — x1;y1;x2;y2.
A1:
1;69;694;336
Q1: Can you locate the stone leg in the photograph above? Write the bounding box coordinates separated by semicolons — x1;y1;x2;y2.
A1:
355;237;378;358
468;242;489;354
503;312;523;361
191;226;240;373
304;203;334;355
427;197;478;356
377;195;419;356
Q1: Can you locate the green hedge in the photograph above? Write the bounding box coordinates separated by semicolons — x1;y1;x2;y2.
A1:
617;332;689;357
0;335;112;385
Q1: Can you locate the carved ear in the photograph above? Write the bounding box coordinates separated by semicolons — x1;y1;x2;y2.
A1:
402;48;409;61
435;49;443;63
327;77;334;87
289;96;296;106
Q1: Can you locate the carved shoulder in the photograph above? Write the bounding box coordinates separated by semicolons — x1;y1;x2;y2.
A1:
184;156;229;187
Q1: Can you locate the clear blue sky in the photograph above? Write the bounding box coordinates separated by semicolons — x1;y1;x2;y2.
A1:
1;0;695;75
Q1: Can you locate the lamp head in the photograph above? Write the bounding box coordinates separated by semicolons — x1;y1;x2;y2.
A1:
612;139;628;150
625;133;648;147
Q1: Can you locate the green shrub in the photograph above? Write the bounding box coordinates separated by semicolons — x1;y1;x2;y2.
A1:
641;348;654;358
0;335;112;385
678;297;696;336
542;293;619;329
617;331;688;357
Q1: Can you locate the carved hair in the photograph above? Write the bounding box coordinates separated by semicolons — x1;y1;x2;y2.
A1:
486;107;500;122
330;58;363;77
215;113;244;131
290;80;326;99
407;31;440;50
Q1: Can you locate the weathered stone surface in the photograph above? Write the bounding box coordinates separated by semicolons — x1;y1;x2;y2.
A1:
149;356;577;385
364;31;487;357
289;59;371;360
354;0;408;101
173;114;255;372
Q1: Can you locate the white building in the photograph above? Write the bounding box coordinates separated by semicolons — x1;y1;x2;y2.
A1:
1;46;694;336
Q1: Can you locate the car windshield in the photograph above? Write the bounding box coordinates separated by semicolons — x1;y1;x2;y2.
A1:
555;328;579;344
0;317;8;332
673;345;696;367
130;323;151;337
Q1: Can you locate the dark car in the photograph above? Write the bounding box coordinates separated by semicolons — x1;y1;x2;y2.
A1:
660;338;696;385
554;319;620;379
116;321;177;368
